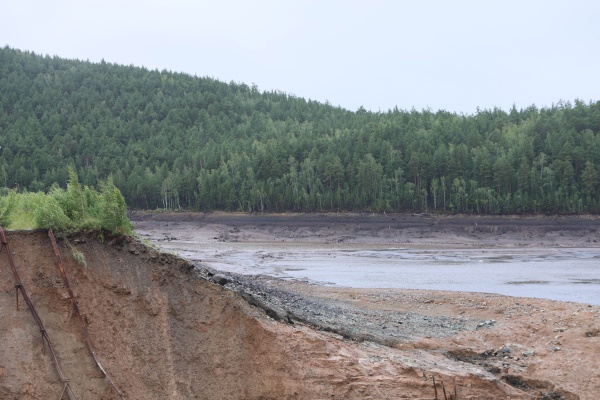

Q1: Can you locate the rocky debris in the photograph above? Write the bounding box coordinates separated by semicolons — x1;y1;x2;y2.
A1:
446;347;576;399
238;291;290;323
540;392;567;400
585;328;599;337
128;244;140;254
191;265;480;346
212;274;230;285
188;263;581;400
476;319;496;328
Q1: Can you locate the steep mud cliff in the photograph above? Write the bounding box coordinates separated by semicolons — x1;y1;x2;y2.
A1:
0;230;590;399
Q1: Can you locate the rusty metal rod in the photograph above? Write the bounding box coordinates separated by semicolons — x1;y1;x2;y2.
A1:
15;284;21;311
48;229;125;399
441;380;448;400
0;227;77;400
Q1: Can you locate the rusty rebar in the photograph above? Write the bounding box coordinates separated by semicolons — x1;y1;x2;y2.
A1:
441;380;448;400
0;227;77;400
15;283;21;311
48;229;125;399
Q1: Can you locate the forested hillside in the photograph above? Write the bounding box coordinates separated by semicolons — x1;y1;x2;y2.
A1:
1;46;600;213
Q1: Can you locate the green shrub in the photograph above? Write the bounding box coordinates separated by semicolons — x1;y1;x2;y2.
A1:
71;247;87;267
98;177;133;233
32;193;73;233
0;170;133;235
0;189;16;226
61;166;86;221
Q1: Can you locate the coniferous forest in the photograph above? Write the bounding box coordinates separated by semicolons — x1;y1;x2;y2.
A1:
1;46;600;214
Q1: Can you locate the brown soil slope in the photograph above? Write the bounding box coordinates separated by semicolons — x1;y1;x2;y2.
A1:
0;230;594;399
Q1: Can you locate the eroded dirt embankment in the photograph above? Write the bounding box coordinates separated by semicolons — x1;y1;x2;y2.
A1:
0;229;597;399
0;230;513;399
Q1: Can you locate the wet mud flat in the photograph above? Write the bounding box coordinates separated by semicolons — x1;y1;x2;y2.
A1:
133;211;600;305
132;211;600;247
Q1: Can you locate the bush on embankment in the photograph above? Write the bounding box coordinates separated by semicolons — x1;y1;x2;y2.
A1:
0;167;133;235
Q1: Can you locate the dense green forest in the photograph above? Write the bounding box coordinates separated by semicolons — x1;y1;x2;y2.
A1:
1;46;600;214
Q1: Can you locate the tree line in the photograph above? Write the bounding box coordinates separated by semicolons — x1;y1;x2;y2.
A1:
1;46;600;214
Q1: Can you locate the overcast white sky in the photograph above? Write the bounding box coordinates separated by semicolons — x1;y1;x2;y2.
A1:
2;0;599;114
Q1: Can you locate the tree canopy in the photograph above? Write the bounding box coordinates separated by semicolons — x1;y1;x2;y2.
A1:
1;46;600;214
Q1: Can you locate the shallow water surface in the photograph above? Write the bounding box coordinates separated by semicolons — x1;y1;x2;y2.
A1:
156;241;600;306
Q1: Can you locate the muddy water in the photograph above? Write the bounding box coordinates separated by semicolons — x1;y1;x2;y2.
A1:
153;240;600;306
